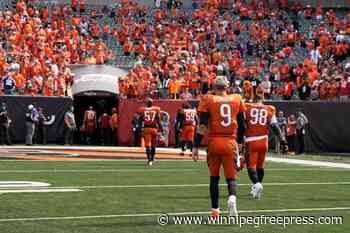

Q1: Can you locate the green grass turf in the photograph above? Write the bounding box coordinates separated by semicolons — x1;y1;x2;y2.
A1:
0;157;349;233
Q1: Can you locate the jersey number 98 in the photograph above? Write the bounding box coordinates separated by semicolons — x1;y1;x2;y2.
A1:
250;108;268;125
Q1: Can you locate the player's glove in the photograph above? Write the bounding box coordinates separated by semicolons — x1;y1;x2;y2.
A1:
235;144;245;171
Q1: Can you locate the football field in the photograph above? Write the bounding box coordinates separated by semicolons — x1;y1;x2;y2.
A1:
0;156;349;233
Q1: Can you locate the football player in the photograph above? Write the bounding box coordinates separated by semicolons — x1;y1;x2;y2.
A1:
192;76;246;218
138;98;163;166
178;103;198;156
244;88;286;199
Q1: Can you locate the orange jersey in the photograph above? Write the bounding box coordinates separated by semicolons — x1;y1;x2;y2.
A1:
181;126;196;142
138;106;161;128
182;109;197;127
198;94;245;138
244;103;276;138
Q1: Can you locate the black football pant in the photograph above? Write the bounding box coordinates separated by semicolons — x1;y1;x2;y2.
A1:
296;130;305;154
0;125;11;145
287;135;295;152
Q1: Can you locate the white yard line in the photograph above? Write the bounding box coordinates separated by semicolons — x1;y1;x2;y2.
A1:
0;156;349;168
0;207;349;222
0;168;346;173
0;169;198;173
50;182;350;190
0;146;207;156
267;157;350;169
0;146;183;152
0;159;201;162
1;182;344;191
269;167;348;171
0;189;82;194
0;181;50;188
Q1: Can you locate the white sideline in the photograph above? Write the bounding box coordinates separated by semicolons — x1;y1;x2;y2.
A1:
0;182;344;191
0;156;350;168
0;207;349;222
0;159;200;162
0;168;347;173
267;157;350;169
0;146;207;156
0;169;197;173
51;182;350;190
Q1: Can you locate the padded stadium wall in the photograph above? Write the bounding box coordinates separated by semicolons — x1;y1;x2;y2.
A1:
118;99;350;153
0;96;73;144
269;101;350;153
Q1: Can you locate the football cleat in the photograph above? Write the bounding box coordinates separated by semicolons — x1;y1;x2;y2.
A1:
249;188;254;196
250;183;263;199
227;195;238;217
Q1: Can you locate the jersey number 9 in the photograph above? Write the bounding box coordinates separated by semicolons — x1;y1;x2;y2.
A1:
220;104;232;127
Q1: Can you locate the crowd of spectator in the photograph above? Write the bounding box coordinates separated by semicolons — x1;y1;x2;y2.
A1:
117;0;350;101
0;0;115;96
1;0;350;101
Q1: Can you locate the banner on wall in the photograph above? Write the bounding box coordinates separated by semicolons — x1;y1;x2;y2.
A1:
0;96;73;143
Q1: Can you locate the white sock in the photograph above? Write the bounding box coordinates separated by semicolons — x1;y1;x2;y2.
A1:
228;195;236;202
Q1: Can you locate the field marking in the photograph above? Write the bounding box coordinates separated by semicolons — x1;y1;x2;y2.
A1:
0;168;347;173
267;157;350;169
0;189;82;194
0;207;349;222
0;181;81;194
0;146;202;153
0;169;198;173
0;181;50;188
48;182;350;190
1;182;344;192
0;159;201;162
1;157;350;167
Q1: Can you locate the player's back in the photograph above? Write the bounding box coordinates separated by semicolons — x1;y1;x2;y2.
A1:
245;103;276;138
85;110;95;120
139;106;161;128
183;109;197;127
198;94;245;139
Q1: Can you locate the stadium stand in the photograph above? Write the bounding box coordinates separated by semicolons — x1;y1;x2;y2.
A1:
0;0;350;101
